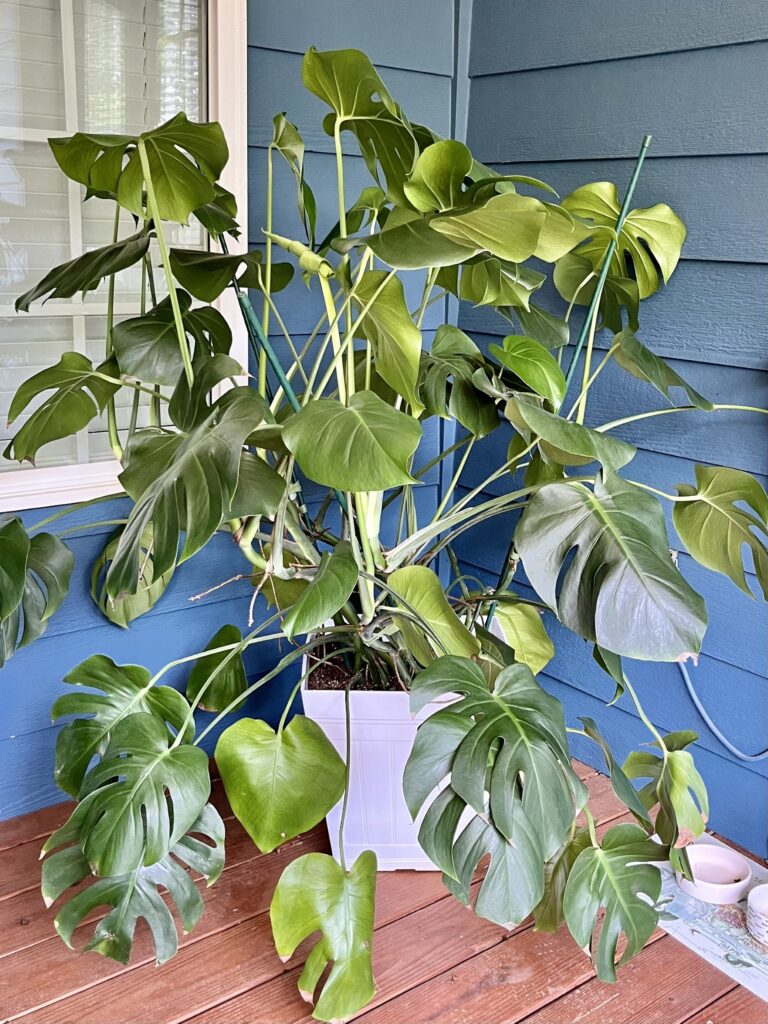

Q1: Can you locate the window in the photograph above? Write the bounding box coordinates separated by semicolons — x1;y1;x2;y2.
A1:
0;0;247;511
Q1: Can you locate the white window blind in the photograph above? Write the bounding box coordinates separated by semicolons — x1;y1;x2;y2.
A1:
0;0;207;478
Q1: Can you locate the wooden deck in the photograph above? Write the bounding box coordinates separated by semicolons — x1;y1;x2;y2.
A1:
0;762;765;1024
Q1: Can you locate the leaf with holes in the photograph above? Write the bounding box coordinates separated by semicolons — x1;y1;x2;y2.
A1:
516;475;707;661
0;521;74;667
406;657;585;863
4;353;121;464
41;802;224;965
60;712;209;876
270;851;377;1022
52;655;193;798
216;716;345;853
563;822;664;982
674;465;768;599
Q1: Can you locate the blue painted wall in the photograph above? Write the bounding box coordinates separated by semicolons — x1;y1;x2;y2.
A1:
456;0;768;854
0;0;457;820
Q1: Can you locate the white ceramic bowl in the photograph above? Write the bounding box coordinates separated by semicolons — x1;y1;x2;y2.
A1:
675;843;752;905
747;883;768;945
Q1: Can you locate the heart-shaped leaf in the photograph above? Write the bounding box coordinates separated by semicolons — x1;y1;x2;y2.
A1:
216;715;345;854
403;139;473;212
283;390;422;492
673;465;768;598
490;335;566;407
270;850;377;1023
389;567;481;664
562;181;686;299
282;542;358;638
42;802;224;965
563;822;663;982
515;475;708;661
70;712;210;875
353;270;423;413
406;656;585;861
15;230;149;311
4;353;120;464
614;330;712;411
516;304;570;349
506;398;636;474
186;625;248;713
52;654;193;798
494;601;554;675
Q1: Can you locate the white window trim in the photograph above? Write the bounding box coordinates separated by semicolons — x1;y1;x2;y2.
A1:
0;0;249;514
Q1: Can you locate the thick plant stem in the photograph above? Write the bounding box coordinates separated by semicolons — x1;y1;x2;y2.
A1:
319;276;347;403
574;298;601;424
137;139;194;387
562;134;652;395
338;681;352;872
105;204;123;460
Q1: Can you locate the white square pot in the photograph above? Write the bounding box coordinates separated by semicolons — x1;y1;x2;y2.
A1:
301;682;445;871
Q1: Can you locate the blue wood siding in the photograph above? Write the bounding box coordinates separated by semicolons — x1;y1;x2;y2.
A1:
0;0;456;820
458;0;768;853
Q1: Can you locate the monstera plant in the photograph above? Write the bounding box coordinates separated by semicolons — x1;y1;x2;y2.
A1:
3;47;767;1022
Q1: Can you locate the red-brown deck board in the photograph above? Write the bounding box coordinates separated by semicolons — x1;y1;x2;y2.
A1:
0;762;764;1024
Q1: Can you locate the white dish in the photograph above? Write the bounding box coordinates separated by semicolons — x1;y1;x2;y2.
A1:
675;843;752;905
747;883;768;945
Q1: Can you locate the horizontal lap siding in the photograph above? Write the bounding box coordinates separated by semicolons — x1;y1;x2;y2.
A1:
0;0;456;819
462;1;768;853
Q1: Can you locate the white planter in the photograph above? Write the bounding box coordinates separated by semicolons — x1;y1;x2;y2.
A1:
301;681;446;871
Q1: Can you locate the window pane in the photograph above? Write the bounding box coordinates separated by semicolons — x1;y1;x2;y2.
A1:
0;0;206;477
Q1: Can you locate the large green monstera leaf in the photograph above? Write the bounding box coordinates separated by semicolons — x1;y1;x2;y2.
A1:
0;519;73;667
563;823;664;982
406;656;586;862
69;712;210;876
673;465;768;599
515;475;707;661
107;388;268;596
41;802;224;965
270;851;377;1023
216;716;345;853
53;654;193;797
561;181;686;299
303;47;417;208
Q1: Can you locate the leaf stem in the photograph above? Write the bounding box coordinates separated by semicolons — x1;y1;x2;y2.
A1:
137;139;194;387
597;403;768;433
105;203;123;460
338;679;352;872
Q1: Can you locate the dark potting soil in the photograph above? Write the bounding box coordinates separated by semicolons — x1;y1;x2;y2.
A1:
306;647;402;692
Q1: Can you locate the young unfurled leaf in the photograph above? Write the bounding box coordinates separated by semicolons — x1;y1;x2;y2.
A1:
614;330;712;411
15;230;150;311
406;656;585;863
283;391;422;492
624;732;708;854
0;520;74;666
516;476;707;661
490;335;566;407
562;181;686;299
4;352;121;464
389;567;481;664
354;270;423;413
563;822;663;982
494;601;555;675
62;712;209;876
674;465;768;599
282;542;358;638
506;398;635;474
216;716;345;853
270;851;377;1023
579;717;652;827
272;114;317;243
186;625;248;713
42;802;224;965
53;656;193;798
